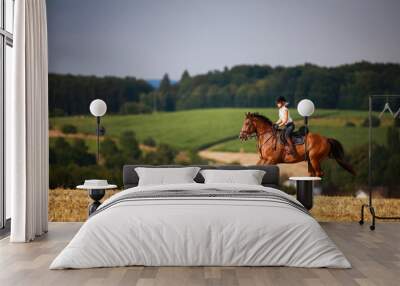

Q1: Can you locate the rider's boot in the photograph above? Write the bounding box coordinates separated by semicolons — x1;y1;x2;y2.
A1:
287;139;298;157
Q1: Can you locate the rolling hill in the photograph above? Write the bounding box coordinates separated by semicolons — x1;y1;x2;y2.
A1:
50;108;393;154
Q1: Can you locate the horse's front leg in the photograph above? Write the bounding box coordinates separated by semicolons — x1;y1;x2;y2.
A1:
257;157;277;165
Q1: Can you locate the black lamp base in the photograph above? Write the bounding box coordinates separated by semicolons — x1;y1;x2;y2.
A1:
296;181;313;210
88;189;105;215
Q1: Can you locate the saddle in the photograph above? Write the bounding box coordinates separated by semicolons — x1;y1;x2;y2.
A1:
276;128;305;146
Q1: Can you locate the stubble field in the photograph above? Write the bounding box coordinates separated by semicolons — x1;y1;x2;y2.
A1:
49;189;400;222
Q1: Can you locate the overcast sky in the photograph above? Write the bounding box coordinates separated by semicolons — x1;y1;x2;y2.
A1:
47;0;400;79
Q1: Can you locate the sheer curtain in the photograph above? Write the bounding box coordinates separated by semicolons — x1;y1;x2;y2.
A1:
8;0;48;242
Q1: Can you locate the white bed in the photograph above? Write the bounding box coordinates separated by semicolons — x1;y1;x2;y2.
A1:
50;183;351;269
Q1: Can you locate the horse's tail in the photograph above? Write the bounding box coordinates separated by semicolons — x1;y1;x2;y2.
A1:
327;138;356;176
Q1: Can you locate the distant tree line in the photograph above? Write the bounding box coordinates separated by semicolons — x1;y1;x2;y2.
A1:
171;62;400;111
49;62;400;116
49;74;154;116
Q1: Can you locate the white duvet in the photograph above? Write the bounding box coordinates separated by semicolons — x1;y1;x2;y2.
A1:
50;183;351;269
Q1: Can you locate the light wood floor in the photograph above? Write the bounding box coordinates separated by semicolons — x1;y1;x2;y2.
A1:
0;222;399;286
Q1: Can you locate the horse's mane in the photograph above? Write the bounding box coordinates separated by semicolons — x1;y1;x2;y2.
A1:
248;112;273;126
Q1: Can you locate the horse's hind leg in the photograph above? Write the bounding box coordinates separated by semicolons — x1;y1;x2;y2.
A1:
309;158;324;177
307;160;316;176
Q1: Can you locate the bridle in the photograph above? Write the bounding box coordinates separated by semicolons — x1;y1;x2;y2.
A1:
240;120;278;157
239;130;258;140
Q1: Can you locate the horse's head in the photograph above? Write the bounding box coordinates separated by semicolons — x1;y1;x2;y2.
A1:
239;112;257;141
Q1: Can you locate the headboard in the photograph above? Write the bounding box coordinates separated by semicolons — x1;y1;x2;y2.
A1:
123;165;280;189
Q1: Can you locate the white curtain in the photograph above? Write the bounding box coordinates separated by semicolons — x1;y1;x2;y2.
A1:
8;0;49;242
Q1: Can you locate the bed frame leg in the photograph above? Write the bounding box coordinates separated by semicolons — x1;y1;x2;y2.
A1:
359;204;366;225
369;206;376;231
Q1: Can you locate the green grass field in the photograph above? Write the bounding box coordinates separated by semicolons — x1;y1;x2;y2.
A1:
51;108;393;153
51;108;293;150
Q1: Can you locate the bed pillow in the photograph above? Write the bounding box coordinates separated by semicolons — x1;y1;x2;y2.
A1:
135;167;201;186
200;169;266;185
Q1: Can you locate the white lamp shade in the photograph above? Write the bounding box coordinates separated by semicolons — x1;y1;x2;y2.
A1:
89;99;107;117
297;99;315;117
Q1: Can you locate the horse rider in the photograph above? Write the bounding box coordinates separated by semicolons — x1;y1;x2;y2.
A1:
273;96;297;156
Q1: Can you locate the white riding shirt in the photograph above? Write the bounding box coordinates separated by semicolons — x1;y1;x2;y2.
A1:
279;106;293;125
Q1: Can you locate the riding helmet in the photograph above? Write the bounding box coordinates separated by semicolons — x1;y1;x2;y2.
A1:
276;96;287;103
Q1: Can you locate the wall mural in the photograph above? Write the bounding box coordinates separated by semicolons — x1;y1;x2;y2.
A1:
239;112;355;177
46;1;400;223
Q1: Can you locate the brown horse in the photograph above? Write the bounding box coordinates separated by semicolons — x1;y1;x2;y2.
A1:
239;112;355;177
